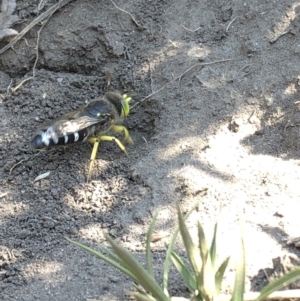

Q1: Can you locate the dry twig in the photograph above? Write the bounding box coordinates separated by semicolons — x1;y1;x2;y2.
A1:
11;15;51;92
9;159;25;175
109;0;140;28
168;39;179;48
131;58;233;109
226;16;237;32
0;0;74;55
181;24;201;32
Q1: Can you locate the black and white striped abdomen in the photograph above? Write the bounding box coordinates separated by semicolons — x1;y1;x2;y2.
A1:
31;126;92;149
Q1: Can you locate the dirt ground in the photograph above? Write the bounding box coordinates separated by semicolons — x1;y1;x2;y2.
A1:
1;0;300;300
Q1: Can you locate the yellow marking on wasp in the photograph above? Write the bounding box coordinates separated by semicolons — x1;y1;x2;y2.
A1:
120;94;132;118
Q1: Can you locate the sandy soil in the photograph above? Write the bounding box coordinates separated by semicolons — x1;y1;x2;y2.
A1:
1;0;300;300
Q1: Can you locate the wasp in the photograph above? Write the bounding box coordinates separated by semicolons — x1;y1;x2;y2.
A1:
31;92;133;181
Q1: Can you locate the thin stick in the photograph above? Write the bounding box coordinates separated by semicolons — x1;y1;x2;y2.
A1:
109;0;140;28
169;39;179;48
131;58;232;109
226;16;237;32
181;24;201;32
0;0;74;55
38;0;47;11
11;16;50;92
9;159;25;175
130;83;165;109
0;192;8;198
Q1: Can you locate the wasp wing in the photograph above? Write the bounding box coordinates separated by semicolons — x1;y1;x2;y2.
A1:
33;104;112;134
49;115;109;136
31;109;113;149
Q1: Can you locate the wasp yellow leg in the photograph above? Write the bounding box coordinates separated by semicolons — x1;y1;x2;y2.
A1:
97;135;128;155
111;125;134;145
87;139;100;182
87;134;129;181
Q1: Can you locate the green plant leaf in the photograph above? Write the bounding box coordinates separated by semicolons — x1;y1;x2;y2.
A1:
66;238;137;281
171;251;197;292
202;252;216;299
132;284;157;301
129;291;157;301
146;211;158;278
256;267;300;301
215;257;230;295
163;202;199;295
230;236;245;301
98;243;120;261
177;203;202;283
210;223;218;268
197;221;208;260
105;234;170;301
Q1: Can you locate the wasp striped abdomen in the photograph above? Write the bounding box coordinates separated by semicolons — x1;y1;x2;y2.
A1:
31;127;91;149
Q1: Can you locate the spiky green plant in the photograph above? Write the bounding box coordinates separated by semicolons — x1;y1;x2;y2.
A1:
170;203;234;301
67;203;300;301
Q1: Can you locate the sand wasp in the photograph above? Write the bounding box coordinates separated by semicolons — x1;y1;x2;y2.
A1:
31;92;133;180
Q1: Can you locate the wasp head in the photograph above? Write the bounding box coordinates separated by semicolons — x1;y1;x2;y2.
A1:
105;92;132;119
